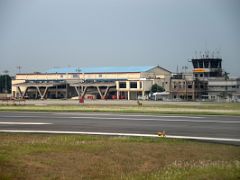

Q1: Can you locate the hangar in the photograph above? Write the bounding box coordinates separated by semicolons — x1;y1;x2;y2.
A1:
12;66;171;100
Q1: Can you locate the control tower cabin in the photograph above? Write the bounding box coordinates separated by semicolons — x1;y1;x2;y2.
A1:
191;56;223;79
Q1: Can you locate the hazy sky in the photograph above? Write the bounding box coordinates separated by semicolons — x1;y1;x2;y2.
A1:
0;0;240;76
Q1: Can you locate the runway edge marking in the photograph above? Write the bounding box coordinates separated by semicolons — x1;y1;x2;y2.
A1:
0;130;240;142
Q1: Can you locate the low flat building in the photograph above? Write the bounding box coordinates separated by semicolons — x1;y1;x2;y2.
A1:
207;78;240;102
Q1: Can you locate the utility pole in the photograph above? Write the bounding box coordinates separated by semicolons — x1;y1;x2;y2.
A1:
16;66;22;74
3;70;9;93
182;66;188;73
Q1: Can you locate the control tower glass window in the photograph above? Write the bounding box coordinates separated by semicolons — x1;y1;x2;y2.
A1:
210;59;221;68
192;60;198;68
204;60;209;68
199;60;203;68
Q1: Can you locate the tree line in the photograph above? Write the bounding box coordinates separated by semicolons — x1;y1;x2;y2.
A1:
0;75;12;93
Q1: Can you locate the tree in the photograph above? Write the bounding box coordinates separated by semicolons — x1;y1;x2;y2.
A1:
0;75;12;93
223;72;229;80
151;84;165;93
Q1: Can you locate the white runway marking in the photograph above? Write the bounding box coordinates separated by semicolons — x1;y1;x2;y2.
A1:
0;116;44;118
0;122;52;125
0;115;239;123
55;113;205;119
67;116;240;124
0;130;239;142
0;114;205;119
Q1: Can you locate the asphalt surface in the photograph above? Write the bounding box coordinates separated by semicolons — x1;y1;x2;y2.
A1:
0;112;239;145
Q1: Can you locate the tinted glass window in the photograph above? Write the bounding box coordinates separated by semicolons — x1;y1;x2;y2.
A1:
130;82;137;88
119;82;126;88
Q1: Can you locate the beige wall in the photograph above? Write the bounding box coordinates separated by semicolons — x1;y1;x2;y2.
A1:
12;79;27;97
147;66;171;76
15;72;141;81
15;66;171;81
116;80;153;92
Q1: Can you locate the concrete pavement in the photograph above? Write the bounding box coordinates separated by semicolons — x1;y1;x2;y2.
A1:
0;112;239;144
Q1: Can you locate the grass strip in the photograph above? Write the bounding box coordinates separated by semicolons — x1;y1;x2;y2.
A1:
0;133;239;179
0;103;240;116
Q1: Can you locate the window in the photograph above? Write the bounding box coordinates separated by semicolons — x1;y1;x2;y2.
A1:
140;82;142;89
204;60;209;68
211;96;216;100
192;60;198;68
98;74;102;78
130;82;137;88
72;74;79;78
199;60;203;68
119;82;126;88
188;85;192;89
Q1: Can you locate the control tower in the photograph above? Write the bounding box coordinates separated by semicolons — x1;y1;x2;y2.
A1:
191;53;223;78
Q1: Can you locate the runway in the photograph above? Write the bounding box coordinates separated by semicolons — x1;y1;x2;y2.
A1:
0;112;239;144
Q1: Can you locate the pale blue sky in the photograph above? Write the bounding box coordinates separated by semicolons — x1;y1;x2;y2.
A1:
0;0;239;76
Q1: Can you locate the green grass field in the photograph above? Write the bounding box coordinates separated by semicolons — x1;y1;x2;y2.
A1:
0;133;239;179
0;102;240;115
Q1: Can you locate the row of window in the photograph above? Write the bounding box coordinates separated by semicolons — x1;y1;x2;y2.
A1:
173;85;193;89
173;84;207;89
119;82;141;89
61;74;105;78
192;59;222;69
194;72;222;78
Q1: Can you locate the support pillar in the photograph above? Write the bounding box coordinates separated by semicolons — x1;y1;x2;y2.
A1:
117;91;119;100
74;86;80;96
17;86;23;98
65;84;68;99
193;81;195;101
96;86;104;99
81;86;88;98
128;91;130;100
142;91;145;100
36;86;49;99
103;86;110;99
42;87;49;99
35;88;38;99
36;87;43;99
55;86;58;99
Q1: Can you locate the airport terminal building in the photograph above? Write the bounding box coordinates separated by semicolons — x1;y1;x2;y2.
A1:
12;66;171;100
